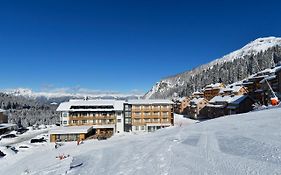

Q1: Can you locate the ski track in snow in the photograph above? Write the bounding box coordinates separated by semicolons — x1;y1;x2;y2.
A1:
1;110;281;175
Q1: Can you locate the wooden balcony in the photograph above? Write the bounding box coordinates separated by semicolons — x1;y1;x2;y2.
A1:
69;115;115;120
69;122;116;126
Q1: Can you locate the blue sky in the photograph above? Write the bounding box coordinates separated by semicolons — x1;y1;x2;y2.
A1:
1;0;281;94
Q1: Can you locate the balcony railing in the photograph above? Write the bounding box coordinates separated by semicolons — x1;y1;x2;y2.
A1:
69;115;115;119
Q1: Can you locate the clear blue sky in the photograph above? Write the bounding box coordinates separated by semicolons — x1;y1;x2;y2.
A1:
1;0;281;93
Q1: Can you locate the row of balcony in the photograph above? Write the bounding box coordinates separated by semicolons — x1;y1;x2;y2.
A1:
70;120;115;125
69;116;115;120
132;107;171;111
132;115;170;118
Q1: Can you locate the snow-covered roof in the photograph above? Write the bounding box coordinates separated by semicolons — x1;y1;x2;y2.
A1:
192;91;203;95
0;123;17;129
0;109;5;113
228;95;248;105
248;75;268;80
206;104;225;108
257;65;281;75
241;81;254;85
56;100;125;112
190;98;206;105
127;99;174;105
220;85;245;94
92;124;115;129
260;75;277;83
205;83;224;89
49;126;93;134
209;95;247;104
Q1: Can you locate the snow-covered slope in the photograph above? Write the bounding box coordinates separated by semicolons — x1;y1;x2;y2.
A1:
1;108;281;174
207;36;281;67
145;37;281;99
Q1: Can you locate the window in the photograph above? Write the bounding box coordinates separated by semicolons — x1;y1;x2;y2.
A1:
62;112;68;117
118;119;122;123
153;118;160;122
125;105;131;111
134;119;141;123
82;120;87;124
125;118;131;124
101;119;106;125
153;105;160;110
141;126;145;130
125;111;131;117
153;112;160;116
144;118;150;122
63;121;67;124
143;105;150;110
134;105;141;110
144;112;150;116
72;120;78;124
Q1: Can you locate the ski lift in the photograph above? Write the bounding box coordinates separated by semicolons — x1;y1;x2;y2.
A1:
253;56;279;106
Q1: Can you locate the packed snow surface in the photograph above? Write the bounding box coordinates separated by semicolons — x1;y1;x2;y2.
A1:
1;108;281;174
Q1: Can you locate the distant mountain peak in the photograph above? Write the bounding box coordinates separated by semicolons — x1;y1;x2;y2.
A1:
144;36;281;99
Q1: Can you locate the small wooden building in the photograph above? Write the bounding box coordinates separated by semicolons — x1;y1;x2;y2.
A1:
188;97;208;119
203;83;226;100
201;95;254;118
178;97;191;115
49;126;93;142
227;95;254;115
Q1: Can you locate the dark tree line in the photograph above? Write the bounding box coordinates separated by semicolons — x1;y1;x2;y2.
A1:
0;93;59;127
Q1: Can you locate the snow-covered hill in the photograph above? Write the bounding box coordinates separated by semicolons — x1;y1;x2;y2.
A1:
144;37;281;99
1;108;281;174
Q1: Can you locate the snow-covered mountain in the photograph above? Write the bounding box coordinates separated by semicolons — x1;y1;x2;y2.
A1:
2;88;143;100
144;37;281;99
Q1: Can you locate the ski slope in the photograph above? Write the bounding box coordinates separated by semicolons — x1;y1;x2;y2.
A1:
1;108;281;175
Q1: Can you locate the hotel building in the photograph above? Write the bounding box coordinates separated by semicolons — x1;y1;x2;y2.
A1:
125;100;174;132
53;99;174;142
53;100;124;142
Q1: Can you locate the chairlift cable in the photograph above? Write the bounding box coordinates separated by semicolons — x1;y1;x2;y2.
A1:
252;56;277;99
